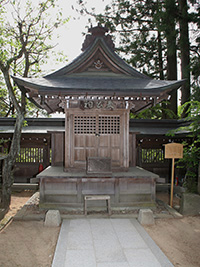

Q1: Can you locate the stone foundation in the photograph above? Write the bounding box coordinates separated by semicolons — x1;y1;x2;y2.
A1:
38;166;158;210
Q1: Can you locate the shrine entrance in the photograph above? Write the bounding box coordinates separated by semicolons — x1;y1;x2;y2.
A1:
64;101;129;171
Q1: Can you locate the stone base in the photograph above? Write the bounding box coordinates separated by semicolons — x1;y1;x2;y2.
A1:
44;210;61;227
138;209;155;225
38;166;158;210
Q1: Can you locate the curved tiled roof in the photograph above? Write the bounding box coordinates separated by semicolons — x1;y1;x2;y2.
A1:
13;75;184;96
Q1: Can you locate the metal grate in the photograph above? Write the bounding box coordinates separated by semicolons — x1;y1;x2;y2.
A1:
74;116;96;134
99;116;120;134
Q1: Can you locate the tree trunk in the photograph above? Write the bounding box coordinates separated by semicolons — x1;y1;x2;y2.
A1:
1;112;24;210
178;0;190;117
165;0;178;117
0;64;25;210
157;31;164;80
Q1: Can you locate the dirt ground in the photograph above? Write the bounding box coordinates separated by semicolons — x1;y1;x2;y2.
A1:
0;191;60;267
0;191;200;267
144;216;200;267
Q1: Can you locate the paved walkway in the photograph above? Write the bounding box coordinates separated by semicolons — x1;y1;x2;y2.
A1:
52;218;173;267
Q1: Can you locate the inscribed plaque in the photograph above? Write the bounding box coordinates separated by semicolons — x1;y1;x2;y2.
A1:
164;143;183;159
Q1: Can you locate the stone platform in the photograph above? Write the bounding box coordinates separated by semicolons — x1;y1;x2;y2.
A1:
37;166;158;210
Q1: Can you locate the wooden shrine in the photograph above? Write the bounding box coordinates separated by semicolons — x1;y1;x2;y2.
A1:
13;25;185;210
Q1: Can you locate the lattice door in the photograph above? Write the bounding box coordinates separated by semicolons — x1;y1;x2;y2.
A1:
72;113;122;167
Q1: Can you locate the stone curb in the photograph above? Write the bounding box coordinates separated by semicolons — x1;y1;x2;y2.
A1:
13;210;174;221
12;192;176;221
132;219;174;266
156;199;183;218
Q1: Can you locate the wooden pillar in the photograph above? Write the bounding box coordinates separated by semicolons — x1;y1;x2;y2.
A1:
130;133;137;167
51;132;64;166
122;110;130;169
65;110;70;170
43;143;50;168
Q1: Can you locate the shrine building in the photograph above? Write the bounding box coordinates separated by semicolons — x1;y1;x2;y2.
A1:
13;25;184;210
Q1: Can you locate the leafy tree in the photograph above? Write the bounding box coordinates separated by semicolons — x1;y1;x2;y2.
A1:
173;99;200;192
0;0;68;117
0;0;68;211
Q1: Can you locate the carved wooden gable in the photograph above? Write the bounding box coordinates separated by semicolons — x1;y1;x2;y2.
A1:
54;41;134;76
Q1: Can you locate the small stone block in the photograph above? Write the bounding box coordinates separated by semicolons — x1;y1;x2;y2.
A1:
138;209;155;225
44;210;61;227
180;193;200;215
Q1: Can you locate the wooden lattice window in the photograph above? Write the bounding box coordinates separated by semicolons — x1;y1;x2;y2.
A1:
74;115;120;135
0;147;8;156
16;148;44;163
99;116;120;134
74;116;96;134
142;148;164;163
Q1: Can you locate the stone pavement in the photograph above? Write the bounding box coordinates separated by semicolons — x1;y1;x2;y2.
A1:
52;218;173;267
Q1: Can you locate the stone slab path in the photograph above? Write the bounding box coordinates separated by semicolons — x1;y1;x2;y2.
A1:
52;218;173;267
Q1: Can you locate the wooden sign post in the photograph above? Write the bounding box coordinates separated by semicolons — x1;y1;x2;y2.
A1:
164;143;183;207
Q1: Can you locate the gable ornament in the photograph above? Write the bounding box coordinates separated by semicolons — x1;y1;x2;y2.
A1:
94;59;103;69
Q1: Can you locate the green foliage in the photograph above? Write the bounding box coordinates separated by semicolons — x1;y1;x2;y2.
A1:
130;100;177;119
180;142;199;193
174;100;200;192
0;0;68;117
